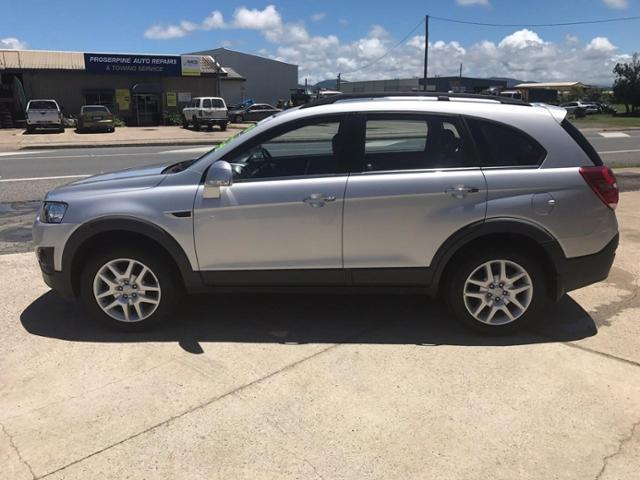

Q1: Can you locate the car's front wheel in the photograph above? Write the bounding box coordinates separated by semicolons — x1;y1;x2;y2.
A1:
234;115;243;123
80;248;180;331
447;249;547;334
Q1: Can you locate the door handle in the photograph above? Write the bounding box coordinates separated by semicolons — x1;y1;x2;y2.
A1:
445;185;479;198
303;194;336;207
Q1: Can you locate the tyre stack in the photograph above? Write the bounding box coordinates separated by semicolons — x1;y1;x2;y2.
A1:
0;104;13;129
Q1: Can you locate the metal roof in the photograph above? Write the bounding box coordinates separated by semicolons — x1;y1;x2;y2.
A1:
0;49;85;70
514;82;591;89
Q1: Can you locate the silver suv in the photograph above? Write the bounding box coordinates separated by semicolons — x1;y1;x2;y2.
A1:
33;93;619;333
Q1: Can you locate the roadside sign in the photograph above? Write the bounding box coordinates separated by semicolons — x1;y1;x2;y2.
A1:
166;92;177;107
116;89;130;110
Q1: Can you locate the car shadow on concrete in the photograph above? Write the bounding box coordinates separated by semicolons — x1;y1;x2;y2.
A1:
20;291;598;354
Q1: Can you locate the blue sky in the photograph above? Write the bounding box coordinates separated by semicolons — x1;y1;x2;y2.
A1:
2;0;639;84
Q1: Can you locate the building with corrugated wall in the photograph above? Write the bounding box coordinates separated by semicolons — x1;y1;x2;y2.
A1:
187;48;298;105
0;49;245;126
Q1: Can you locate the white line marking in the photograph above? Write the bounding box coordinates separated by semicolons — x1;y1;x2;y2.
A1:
598;132;630;138
159;146;214;154
599;149;640;155
0;150;53;157
0;174;91;183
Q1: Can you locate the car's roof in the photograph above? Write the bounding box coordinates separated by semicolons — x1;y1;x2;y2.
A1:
81;105;108;108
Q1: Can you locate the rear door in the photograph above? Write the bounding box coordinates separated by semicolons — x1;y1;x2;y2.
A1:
343;113;487;283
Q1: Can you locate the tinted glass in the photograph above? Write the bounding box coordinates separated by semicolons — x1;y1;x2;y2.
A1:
467;118;546;167
202;99;212;108
561;119;603;166
363;116;472;171
211;99;224;108
29;101;57;110
82;106;109;113
228;120;342;181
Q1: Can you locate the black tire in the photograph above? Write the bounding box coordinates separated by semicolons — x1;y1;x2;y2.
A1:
182;116;189;129
446;248;548;334
220;123;227;131
26;125;35;134
58;125;65;133
79;247;181;332
192;117;199;130
234;115;243;123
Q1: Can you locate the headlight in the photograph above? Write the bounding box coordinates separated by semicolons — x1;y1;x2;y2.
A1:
42;202;68;224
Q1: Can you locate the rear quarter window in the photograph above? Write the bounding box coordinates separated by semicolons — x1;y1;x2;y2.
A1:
467;118;546;167
560;119;603;166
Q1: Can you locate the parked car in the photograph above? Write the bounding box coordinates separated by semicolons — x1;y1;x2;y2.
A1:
182;97;228;131
77;105;115;133
561;101;600;115
228;103;282;123
25;99;64;133
33;93;618;334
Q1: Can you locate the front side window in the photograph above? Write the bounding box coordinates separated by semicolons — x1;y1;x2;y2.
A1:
362;115;472;172
467;118;546;167
225;118;343;181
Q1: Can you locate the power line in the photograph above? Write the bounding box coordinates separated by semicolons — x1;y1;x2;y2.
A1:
430;14;640;28
341;17;425;74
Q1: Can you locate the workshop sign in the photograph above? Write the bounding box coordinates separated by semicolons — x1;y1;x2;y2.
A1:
84;53;181;76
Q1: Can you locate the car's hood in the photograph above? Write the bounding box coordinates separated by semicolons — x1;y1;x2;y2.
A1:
45;162;172;201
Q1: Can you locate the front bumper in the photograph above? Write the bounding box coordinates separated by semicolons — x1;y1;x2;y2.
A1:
555;233;619;298
35;246;74;299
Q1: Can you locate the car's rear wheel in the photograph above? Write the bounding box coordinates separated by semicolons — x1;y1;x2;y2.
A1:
26;125;35;134
80;248;180;331
447;249;547;334
192;116;199;130
220;122;227;131
181;115;188;129
234;115;243;123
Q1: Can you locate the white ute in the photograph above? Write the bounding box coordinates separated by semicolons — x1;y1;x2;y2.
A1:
182;97;228;131
26;99;64;133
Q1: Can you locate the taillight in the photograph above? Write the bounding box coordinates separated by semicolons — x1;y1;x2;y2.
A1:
579;166;619;210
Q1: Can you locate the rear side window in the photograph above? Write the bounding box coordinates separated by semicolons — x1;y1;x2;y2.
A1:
202;99;212;108
362;115;474;171
211;99;225;108
560;119;603;166
467;118;546;167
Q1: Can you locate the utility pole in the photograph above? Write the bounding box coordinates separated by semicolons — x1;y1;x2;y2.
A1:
337;72;341;91
423;15;429;91
459;63;463;79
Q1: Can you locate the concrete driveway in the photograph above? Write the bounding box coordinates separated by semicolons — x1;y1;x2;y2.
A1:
1;193;639;480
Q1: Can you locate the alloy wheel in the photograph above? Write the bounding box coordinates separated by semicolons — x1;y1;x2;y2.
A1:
92;258;161;323
462;259;533;325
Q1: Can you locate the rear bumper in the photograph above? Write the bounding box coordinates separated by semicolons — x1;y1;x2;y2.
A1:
555;233;619;299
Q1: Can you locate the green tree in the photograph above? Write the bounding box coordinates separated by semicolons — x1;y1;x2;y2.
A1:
613;53;640;114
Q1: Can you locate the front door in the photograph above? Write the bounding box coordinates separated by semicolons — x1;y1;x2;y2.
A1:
193;115;353;283
134;94;160;126
343;113;487;281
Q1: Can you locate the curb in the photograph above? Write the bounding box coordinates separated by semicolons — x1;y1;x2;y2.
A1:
13;139;223;151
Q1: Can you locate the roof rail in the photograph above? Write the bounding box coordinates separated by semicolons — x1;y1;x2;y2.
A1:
299;92;531;109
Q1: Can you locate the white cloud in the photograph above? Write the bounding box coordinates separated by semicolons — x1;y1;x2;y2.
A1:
0;37;27;49
498;29;545;49
311;12;326;22
233;5;281;30
603;0;628;9
142;7;629;87
585;37;617;58
144;10;226;39
338;18;349;26
456;0;490;5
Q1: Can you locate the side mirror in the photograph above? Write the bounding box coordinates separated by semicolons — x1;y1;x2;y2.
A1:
203;161;233;199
